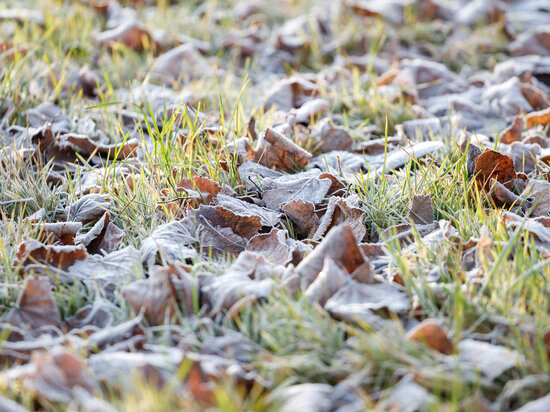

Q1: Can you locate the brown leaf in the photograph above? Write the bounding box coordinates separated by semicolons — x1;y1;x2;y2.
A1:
57;133;138;160
94;21;152;51
304;257;349;305
3;347;94;404
521;180;550;217
407;319;453;354
499;115;523;144
263;77;318;112
520;82;550;111
409;194;434;225
507;141;540;174
140;220;197;267
123;263;196;325
176;176;221;204
313;118;353;153
216;194;281;227
261;170;332;211
312;196;366;243
200;251;278;313
458;339;518;381
288;98;329;125
4;276;62;336
253;127;312;172
526;107;550;129
38;221;82;245
152;43;210;84
66;194;111;223
16;238;87;270
294;224;371;291
281;199;319;237
79;212;123;254
473;150;517;190
246;229;294;266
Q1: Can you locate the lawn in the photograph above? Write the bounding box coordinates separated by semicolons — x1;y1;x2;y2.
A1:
1;0;550;411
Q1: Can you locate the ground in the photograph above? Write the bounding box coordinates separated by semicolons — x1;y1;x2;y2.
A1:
1;0;550;411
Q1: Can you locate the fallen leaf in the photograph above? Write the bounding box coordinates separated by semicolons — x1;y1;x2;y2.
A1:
4;276;62;336
2;347;94;404
200;251;278;313
261;170;332;211
458;339;519;381
38;221;83;245
409;195;434;224
521;180;550;217
526;107;550;129
281;199;319;237
313;118;354;153
379;375;435;412
253;127;312;172
152;43;210;84
407;319;453;354
324;280;409;326
66;194;112;223
499;116;523;144
312;196;366;242
246;229;294;266
288;98;329;125
217;194;281;227
141;221;197;267
123;263;196;324
16;238;87;270
294;224;371;291
78;213;123;254
304;257;349;305
263;77;318;112
474;150;517;191
94;21;152;51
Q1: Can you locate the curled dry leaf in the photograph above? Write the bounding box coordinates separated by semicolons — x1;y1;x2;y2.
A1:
499;116;523;144
526;107;550;129
253;127;312;172
66;194;112;223
281;199;319;237
294;224;371;291
246;229;294;266
122;263;196;325
2;347;94;404
474;150;517;191
409;195;434;225
176;176;221;204
38;221;82;245
57;134;138;160
521;180;550;217
200;251;279;314
79;212;123;254
304;257;349;306
288;98;329;125
263;77;318;112
217;194;281;227
313;118;353;153
407;319;453;355
16;238;87;270
4;275;62;336
312;196;366;243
